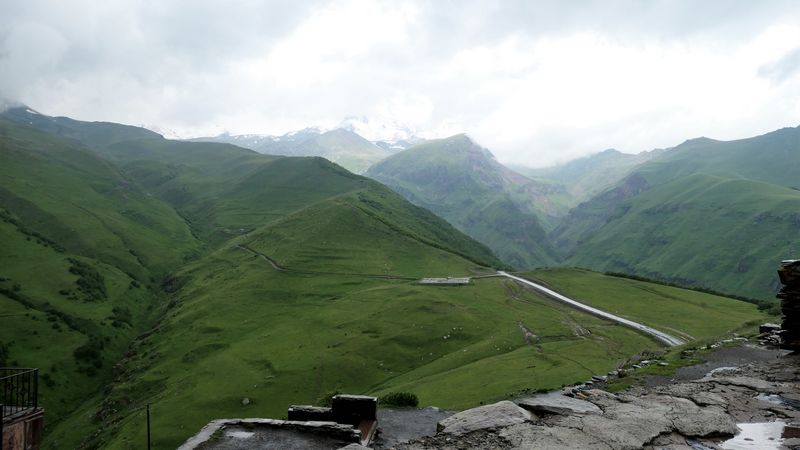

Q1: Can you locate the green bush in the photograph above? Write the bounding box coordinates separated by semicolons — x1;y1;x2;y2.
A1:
68;258;107;301
378;392;419;407
316;389;342;407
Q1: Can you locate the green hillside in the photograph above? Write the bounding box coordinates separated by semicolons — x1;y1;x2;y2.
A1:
634;127;800;188
0;111;496;448
0;117;201;446
552;126;800;299
562;174;799;298
367;134;563;268
517;148;663;207
2;106;161;147
71;203;764;448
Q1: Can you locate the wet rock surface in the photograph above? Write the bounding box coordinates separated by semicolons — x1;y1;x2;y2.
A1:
372;407;453;449
392;350;799;449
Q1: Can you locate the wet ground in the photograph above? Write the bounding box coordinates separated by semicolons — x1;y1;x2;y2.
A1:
644;344;787;386
372;407;454;449
193;425;356;450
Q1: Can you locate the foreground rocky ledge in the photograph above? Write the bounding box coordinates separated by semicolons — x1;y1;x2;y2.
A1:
395;352;800;449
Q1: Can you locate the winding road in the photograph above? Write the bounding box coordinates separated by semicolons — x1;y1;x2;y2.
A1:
236;243;685;347
498;271;687;347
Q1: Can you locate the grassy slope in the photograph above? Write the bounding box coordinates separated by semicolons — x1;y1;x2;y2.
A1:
519;148;662;207
526;268;764;340
553;127;800;299
99;138;500;269
88;196;764;449
367;135;558;269
635;127;800;189
0;119;202;448
0;114;498;448
565;174;800;298
0;120;201;277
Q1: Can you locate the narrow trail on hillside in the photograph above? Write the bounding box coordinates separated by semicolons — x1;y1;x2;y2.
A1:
498;271;686;347
237;245;417;280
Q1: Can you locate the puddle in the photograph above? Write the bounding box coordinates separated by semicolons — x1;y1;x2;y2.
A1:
686;438;715;450
719;422;784;450
755;393;800;410
226;430;255;439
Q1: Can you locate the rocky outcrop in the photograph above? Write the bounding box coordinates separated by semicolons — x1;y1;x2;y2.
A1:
397;352;800;449
436;401;532;435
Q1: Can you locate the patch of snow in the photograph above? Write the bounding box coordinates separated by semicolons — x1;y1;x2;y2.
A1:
25;108;40;115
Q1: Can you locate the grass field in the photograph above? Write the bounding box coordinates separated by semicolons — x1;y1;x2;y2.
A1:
562;174;800;299
74;237;764;449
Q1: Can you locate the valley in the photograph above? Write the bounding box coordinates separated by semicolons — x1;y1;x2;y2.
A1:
0;107;779;449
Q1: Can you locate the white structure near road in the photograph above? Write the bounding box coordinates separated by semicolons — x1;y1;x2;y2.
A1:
419;277;471;285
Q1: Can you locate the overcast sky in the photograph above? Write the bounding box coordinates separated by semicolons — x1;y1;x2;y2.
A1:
2;0;800;167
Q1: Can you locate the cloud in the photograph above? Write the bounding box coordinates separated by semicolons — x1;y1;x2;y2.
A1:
760;47;800;83
2;0;800;166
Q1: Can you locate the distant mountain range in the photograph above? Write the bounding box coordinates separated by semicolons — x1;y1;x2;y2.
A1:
190;128;423;174
370;126;799;299
186;118;800;300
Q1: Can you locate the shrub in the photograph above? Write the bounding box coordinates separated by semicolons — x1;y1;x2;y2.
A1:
68;258;107;301
316;389;342;407
378;392;419;407
74;337;105;370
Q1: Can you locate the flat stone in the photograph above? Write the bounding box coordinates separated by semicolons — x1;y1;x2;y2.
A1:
517;392;602;416
657;396;736;436
500;423;612;450
704;376;782;393
437;401;531;435
338;445;371;450
690;391;728;407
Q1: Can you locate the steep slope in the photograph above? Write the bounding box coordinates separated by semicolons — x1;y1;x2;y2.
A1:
0;118;202;444
518;148;663;206
634;127;800;188
564;174;800;298
367;134;563;268
192;128;390;174
2;105;161;147
554;126;800;299
0;112;503;448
